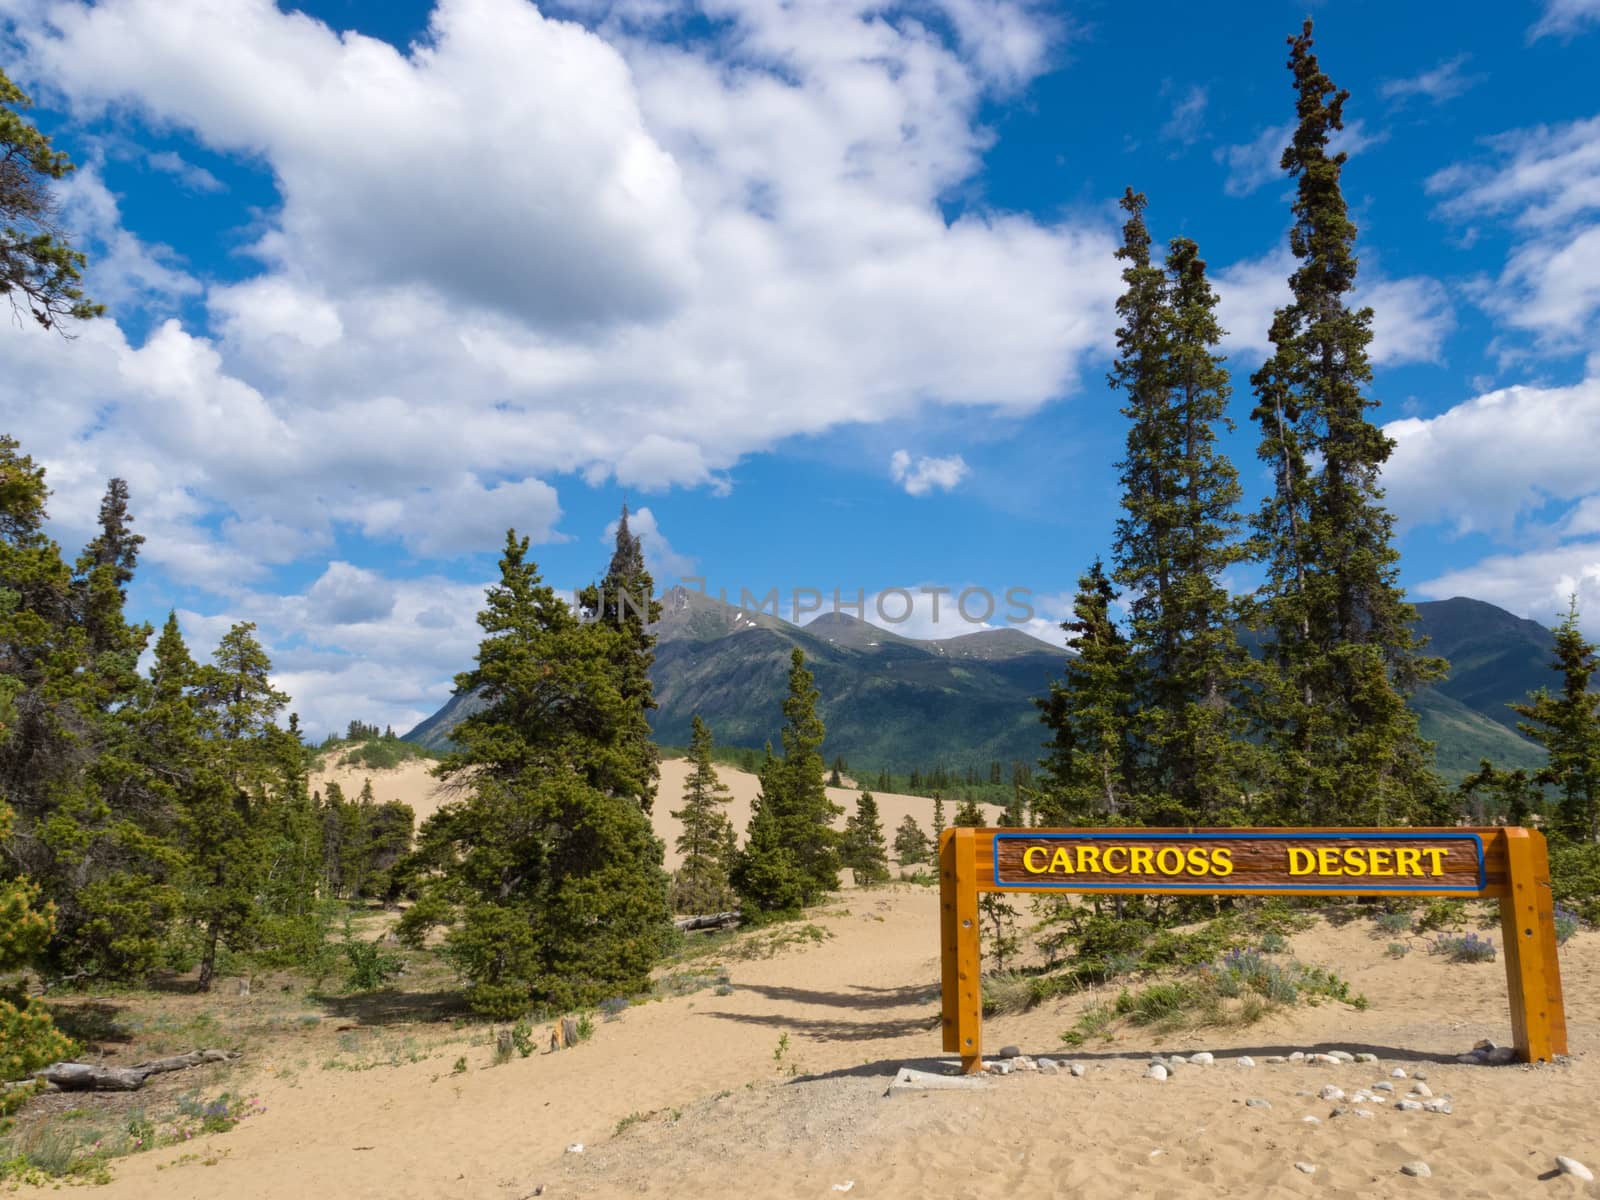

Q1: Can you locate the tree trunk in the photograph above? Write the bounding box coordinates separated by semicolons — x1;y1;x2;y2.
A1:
36;1049;240;1092
197;919;222;992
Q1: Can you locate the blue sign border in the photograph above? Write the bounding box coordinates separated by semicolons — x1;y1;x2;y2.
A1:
992;830;1487;894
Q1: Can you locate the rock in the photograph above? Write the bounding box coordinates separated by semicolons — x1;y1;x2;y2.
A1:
1484;1046;1516;1066
1011;1056;1038;1071
1294;1162;1317;1175
1396;1099;1424;1111
1409;1082;1433;1099
998;1044;1022;1060
1288;1052;1306;1063
1329;1106;1351;1119
1355;1052;1378;1063
1145;1064;1169;1081
1391;1067;1408;1078
1069;1062;1086;1078
1237;1056;1256;1068
1301;1116;1320;1125
1352;1108;1375;1119
1422;1098;1453;1115
1456;1053;1483;1065
566;1144;584;1154
1473;1038;1496;1051
1400;1161;1432;1178
1307;1053;1341;1066
1555;1157;1594;1183
1246;1098;1272;1109
1411;1068;1428;1081
886;1067;994;1097
1318;1085;1345;1101
1167;1054;1187;1065
987;1061;1014;1076
1265;1055;1288;1064
1328;1050;1355;1063
1190;1052;1215;1066
1038;1059;1061;1075
1373;1081;1395;1093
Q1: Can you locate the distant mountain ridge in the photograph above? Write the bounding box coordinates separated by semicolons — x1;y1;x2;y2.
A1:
404;587;1557;781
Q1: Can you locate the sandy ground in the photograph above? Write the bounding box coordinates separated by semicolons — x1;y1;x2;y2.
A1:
27;758;1592;1199
22;884;1598;1200
309;756;1002;873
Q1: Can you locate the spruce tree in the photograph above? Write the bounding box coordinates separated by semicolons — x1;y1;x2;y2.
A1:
893;813;930;866
731;744;806;918
932;793;946;840
1107;189;1255;825
1246;21;1446;826
1510;599;1600;842
766;650;841;903
953;797;985;827
841;789;890;885
400;532;671;1015
672;715;736;913
1035;561;1137;825
0;800;74;1082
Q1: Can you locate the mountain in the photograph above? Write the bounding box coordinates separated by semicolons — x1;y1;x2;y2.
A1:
404;588;1561;782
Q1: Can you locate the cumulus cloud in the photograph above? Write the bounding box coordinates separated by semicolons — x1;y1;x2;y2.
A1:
603;505;696;583
1415;543;1600;636
890;449;969;496
1213;249;1453;366
305;562;398;625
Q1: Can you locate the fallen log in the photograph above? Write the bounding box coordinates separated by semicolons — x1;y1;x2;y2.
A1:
673;911;740;932
36;1049;240;1092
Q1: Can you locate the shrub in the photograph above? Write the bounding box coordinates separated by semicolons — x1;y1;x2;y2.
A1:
1257;932;1288;954
1553;904;1580;947
1416;899;1466;932
1387;942;1410;958
1431;932;1496;963
1374;910;1412;935
343;938;405;992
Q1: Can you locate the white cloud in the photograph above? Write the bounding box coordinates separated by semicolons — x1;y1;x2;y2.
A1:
1214;119;1382;198
1161;85;1208;145
55;166;202;311
1379;55;1482;106
1527;0;1600;41
890;449;969;496
305;562;398;625
1382;376;1600;535
146;149;223;192
1427;114;1600;356
1415;543;1600;636
1214;249;1453;366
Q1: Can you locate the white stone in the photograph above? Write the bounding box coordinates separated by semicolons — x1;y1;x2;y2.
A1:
1246;1098;1271;1109
1409;1082;1433;1099
1301;1116;1320;1125
1355;1053;1378;1063
1190;1052;1214;1066
1396;1099;1424;1111
1294;1162;1317;1175
1318;1085;1345;1101
1069;1062;1086;1078
1373;1081;1395;1093
1423;1098;1453;1114
1556;1157;1594;1183
566;1144;584;1154
1288;1052;1306;1063
1391;1068;1407;1078
1265;1055;1288;1064
1400;1162;1432;1178
987;1061;1013;1076
1237;1056;1255;1068
1328;1050;1355;1063
1146;1064;1169;1081
1353;1108;1375;1119
1168;1054;1188;1065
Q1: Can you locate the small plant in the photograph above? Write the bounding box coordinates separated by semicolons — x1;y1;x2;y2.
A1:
1386;942;1411;959
613;1111;649;1136
1431;932;1497;963
1257;932;1289;954
772;1033;790;1067
510;1019;536;1058
599;996;630;1021
452;1056;468;1074
575;1013;595;1043
1416;898;1466;932
1553;904;1580;947
1375;910;1412;935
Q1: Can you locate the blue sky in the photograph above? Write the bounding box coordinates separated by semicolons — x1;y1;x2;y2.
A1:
2;0;1598;739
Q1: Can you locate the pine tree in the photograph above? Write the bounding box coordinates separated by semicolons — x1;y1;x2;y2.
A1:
1510;599;1600;842
1246;21;1446;826
1106;189;1255;825
730;744;806;919
672;715;737;913
400;531;671;1015
577;504;661;812
953;797;985;827
932;793;946;840
841;789;890;885
893;813;930;866
745;649;841;907
1035;561;1137;825
1457;759;1544;828
0;799;74;1083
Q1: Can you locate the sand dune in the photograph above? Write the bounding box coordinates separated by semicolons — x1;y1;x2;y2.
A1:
310;755;999;872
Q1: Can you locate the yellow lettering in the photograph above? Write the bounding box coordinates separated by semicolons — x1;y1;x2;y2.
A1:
1103;846;1128;874
1422;848;1447;877
1023;846;1048;874
1211;848;1234;877
1316;846;1343;876
1049;847;1074;874
1368;848;1394;877
1185;846;1210;875
1078;845;1102;874
1343;847;1368;875
1288;847;1315;876
1156;847;1185;875
1395;848;1422;877
1130;846;1155;875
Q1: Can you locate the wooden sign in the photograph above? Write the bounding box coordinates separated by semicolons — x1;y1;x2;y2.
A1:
993;831;1487;893
939;826;1567;1077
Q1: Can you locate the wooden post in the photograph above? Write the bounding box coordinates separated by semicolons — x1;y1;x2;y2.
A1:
1498;828;1568;1063
939;828;984;1069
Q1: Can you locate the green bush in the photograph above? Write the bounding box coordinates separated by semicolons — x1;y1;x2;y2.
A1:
343;938;405;992
1549;842;1600;926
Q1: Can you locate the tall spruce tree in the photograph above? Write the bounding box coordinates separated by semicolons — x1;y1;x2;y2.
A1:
932;793;946;840
841;789;890;885
1510;599;1600;842
1035;560;1137;825
893;813;930;866
400;532;671;1015
671;715;737;912
1245;22;1446;825
1107;190;1254;825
